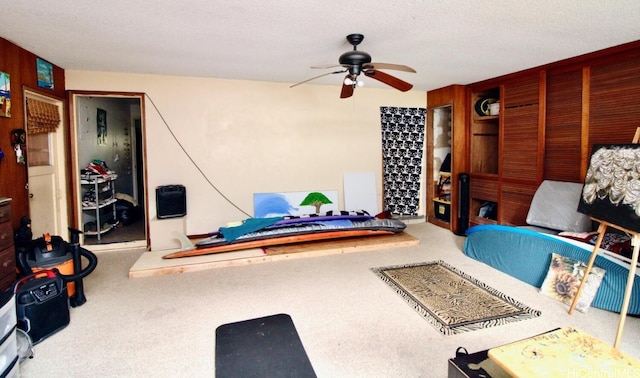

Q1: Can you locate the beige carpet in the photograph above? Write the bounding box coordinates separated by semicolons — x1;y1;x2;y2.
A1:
17;223;640;377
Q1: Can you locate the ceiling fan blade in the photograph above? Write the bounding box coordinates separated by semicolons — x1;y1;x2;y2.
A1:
290;69;347;88
364;69;413;92
310;64;343;69
340;76;354;99
365;63;416;73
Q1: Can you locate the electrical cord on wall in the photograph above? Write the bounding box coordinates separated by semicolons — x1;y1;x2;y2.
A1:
144;93;252;218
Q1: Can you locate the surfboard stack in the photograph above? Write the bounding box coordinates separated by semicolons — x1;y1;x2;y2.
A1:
163;212;407;259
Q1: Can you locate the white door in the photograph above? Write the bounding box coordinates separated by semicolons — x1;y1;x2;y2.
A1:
25;92;68;238
28;162;58;236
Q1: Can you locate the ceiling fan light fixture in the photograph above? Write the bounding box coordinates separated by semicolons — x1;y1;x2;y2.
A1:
343;76;364;87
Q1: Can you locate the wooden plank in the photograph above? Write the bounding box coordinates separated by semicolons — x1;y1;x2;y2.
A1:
129;248;266;278
129;232;419;279
265;231;418;255
162;229;395;259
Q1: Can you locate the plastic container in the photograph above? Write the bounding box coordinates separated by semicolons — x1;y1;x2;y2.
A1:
0;293;15;340
434;198;451;222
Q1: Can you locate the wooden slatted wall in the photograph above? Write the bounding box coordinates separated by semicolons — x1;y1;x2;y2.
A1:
545;68;583;182
589;51;640;152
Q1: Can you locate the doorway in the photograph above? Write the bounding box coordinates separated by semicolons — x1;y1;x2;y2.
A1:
70;93;147;250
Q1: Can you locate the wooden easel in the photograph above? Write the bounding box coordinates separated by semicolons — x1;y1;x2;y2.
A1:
569;127;640;349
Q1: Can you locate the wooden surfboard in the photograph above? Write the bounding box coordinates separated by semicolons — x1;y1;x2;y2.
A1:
163;229;394;259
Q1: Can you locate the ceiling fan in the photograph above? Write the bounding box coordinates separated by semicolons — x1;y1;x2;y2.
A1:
290;33;416;99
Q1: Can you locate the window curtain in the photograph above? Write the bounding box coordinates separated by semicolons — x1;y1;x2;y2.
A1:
26;98;60;134
380;107;426;216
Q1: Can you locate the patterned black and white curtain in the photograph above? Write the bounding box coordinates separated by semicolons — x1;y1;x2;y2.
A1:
380;107;426;216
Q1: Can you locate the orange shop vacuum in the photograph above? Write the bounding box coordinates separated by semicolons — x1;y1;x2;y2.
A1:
15;219;98;308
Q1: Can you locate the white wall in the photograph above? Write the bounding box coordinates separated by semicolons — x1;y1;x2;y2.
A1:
66;71;426;246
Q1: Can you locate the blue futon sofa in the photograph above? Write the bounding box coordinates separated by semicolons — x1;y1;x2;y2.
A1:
463;180;640;314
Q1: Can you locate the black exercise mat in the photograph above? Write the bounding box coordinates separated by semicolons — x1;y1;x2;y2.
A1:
215;313;316;378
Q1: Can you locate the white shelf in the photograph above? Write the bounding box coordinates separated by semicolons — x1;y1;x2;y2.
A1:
82;197;117;211
82;175;117;241
80;174;117;185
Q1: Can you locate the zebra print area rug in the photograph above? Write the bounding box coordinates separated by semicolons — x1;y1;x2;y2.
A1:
372;260;541;335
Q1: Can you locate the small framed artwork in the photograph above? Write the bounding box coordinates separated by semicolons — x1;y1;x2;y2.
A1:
0;71;10;117
97;108;107;146
577;144;640;232
36;58;54;90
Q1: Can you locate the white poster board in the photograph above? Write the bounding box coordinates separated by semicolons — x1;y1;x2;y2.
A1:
343;172;379;215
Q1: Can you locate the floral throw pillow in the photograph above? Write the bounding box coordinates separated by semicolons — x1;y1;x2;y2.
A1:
540;253;606;313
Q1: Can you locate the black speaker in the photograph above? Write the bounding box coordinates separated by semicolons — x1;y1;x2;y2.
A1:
156;185;187;219
456;173;470;236
16;273;70;345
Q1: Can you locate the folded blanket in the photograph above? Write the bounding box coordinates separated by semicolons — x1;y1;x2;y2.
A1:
219;217;284;242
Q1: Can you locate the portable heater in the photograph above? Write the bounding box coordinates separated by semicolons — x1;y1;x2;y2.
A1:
156;185;187;219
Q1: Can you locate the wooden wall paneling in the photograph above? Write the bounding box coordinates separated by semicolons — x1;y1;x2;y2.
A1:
0;38;28;228
465;41;640;230
425;101;437;225
18;49;66;99
537;70;546;184
502;75;539;107
0;37;66;228
499;74;542;225
581;67;591;179
544;68;583;182
588;51;640;150
450;86;468;233
468;176;499;225
469;177;499;201
499;182;537;225
501;104;540;181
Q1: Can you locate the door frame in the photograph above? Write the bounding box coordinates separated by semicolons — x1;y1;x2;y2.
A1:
67;90;149;250
23;88;69;237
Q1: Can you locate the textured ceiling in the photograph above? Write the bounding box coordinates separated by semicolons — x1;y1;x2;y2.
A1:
1;1;639;92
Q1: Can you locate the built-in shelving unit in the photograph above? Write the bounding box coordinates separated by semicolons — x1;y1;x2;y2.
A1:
426;85;467;234
469;87;500;226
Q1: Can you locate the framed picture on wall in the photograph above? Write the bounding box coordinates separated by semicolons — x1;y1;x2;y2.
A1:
0;71;10;118
577;144;640;232
97;108;107;146
36;58;54;90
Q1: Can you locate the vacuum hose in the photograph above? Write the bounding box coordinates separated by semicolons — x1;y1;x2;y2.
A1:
62;228;98;307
